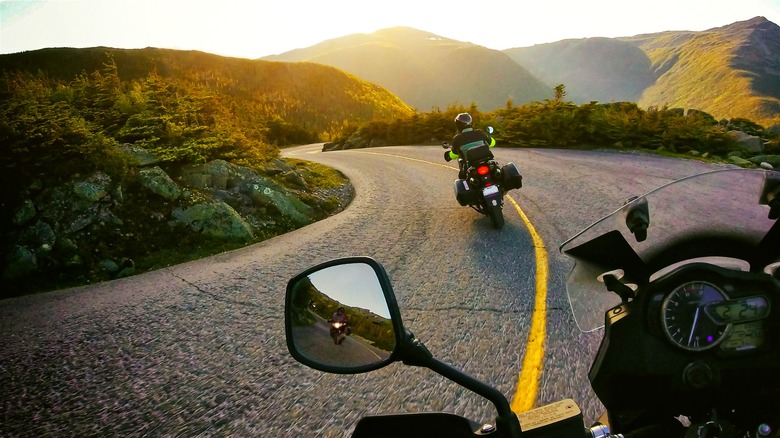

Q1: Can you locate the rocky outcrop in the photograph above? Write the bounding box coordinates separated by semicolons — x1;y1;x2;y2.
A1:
728;130;765;153
2;148;352;295
172;201;254;240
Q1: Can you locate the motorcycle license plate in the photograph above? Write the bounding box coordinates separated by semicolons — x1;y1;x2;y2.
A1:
483;185;499;196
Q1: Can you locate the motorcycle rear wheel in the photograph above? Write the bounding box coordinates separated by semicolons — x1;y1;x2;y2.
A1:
488;204;504;229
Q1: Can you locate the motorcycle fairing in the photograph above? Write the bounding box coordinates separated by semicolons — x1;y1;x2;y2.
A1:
352;413;479;438
560;168;779;332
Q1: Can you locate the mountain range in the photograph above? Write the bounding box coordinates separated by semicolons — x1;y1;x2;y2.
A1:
267;17;780;127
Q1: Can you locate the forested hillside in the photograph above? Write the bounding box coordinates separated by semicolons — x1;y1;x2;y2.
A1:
0;47;412;296
0;47;414;139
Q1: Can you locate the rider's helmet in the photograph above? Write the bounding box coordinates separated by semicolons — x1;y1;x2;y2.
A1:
454;113;473;132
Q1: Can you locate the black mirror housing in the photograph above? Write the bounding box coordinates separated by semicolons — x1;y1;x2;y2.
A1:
285;257;406;374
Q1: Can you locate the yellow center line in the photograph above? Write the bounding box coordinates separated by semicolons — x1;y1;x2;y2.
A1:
506;194;548;413
363;150;548;413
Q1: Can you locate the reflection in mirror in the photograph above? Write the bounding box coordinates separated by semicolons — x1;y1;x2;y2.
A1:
288;262;395;370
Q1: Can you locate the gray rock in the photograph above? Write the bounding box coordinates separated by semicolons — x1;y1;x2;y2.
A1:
139;166;182;200
13;199;36;225
180;160;235;190
728;131;764;153
3;245;37;279
727;155;754;167
172;201;254;240
119;143;161;166
99;259;120;273
73;172;112;202
18;221;56;256
244;182;312;226
747;155;780;168
181;160;313;226
262;158;295;175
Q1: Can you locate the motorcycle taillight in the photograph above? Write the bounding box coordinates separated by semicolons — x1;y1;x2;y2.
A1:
477;165;490;175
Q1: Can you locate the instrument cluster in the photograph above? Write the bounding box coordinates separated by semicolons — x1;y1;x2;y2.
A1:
646;263;778;357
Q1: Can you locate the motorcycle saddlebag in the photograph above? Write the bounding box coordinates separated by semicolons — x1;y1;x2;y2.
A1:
454;179;478;206
501;162;523;190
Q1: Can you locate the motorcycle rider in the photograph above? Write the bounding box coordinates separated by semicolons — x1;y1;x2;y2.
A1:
330;307;348;322
444;112;496;179
328;307;350;343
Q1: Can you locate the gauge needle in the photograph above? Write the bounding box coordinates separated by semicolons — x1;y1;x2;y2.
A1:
688;307;701;346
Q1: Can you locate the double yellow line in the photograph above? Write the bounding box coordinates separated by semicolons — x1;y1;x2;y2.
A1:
363;151;549;413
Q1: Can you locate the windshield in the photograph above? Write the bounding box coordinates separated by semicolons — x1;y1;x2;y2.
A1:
559;168;779;332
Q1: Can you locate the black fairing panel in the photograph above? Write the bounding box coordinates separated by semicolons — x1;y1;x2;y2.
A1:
590;264;780;432
352;413;479;438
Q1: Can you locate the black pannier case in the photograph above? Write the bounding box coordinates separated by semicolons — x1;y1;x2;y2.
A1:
501;162;522;190
454;179;478;206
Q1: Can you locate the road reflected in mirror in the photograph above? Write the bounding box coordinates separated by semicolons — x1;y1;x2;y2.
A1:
288;262;395;370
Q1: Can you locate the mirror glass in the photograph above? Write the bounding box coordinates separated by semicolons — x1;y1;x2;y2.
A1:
287;262;396;370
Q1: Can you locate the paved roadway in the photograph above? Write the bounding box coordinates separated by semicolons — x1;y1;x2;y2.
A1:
0;145;727;437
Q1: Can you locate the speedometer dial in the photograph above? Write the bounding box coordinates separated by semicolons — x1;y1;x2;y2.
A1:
661;281;730;351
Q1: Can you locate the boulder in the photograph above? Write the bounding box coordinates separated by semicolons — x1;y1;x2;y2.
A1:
243;182;312;226
18;220;56;256
747;155;780;168
139;166;182;200
119;144;161;166
172;201;254;240
3;245;37;279
728;131;764;154
13;199;36;226
727;155;754;167
73;172;112;202
179;160;234;190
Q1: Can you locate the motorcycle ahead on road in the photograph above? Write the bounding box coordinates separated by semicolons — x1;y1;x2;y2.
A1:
285;168;780;437
329;320;349;345
442;127;523;229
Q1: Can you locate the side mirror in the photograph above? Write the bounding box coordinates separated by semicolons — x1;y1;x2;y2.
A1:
285;257;404;374
623;195;649;242
487;126;494;134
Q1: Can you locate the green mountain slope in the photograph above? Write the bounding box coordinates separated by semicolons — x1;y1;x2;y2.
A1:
630;17;780;126
0;47;415;136
504;37;655;103
504;17;780;127
264;27;552;111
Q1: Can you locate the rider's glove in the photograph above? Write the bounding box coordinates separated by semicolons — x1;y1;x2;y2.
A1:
444;151;452;162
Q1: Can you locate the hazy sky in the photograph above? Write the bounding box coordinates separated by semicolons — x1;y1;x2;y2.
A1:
2;0;779;59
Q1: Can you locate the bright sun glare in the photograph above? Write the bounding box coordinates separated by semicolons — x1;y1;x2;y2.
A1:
1;0;778;58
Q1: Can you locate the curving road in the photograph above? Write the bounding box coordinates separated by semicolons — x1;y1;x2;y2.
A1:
0;145;728;437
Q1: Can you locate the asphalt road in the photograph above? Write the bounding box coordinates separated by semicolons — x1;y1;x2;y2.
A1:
0;145;728;437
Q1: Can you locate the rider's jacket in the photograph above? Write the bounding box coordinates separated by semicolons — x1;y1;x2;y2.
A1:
330;312;347;324
447;128;495;161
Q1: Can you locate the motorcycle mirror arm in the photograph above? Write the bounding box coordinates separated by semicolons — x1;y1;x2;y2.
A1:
397;329;523;437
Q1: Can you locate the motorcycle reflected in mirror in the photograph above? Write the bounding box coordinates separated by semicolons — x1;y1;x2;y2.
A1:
285;258;401;373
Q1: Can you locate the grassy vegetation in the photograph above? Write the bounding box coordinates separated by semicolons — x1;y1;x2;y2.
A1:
328;86;778;160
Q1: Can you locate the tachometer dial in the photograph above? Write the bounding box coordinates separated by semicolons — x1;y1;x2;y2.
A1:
661;281;730;351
